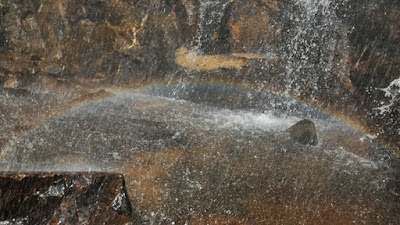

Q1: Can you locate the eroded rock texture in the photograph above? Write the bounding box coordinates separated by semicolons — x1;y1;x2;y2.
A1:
1;1;400;224
346;0;400;152
0;0;398;154
0;173;137;224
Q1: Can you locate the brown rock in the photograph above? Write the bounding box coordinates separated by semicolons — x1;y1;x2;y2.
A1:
288;119;318;146
0;173;140;224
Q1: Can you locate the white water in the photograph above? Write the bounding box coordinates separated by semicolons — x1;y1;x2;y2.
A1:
376;78;400;114
284;0;350;95
0;92;385;172
1;90;398;224
206;109;300;131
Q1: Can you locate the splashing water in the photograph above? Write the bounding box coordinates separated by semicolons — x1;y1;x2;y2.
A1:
1;85;399;223
281;0;350;95
195;0;233;54
376;78;400;114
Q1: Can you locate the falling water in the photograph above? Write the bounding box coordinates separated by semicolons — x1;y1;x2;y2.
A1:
0;0;399;224
281;0;350;95
195;0;233;54
1;85;399;223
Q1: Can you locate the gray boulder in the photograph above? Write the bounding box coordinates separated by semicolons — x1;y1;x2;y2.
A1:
288;119;318;146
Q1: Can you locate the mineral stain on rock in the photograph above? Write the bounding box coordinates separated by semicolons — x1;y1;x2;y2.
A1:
288;119;318;146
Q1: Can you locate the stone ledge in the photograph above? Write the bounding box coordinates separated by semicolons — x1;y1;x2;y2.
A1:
0;173;138;224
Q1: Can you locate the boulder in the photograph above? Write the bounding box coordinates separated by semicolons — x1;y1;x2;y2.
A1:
288;119;318;146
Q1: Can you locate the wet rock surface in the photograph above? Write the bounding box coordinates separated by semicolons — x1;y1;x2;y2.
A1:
1;89;399;224
0;0;399;224
0;0;398;153
289;119;318;146
0;173;137;224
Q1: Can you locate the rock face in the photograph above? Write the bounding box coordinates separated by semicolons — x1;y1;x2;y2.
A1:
289;119;318;146
0;1;399;224
0;173;138;224
0;0;398;153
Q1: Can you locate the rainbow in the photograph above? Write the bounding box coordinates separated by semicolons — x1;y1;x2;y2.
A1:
2;81;395;159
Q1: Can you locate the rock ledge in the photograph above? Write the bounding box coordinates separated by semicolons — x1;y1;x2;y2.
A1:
0;173;138;224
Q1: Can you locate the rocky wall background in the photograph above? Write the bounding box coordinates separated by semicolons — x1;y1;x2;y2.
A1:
0;0;399;154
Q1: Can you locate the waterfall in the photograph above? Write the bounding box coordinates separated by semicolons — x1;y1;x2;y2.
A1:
195;0;233;54
281;0;350;95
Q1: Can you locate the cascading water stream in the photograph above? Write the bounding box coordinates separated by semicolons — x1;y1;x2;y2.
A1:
280;0;351;95
195;0;233;54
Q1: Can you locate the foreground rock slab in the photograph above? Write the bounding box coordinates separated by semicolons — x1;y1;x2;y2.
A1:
0;173;137;224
